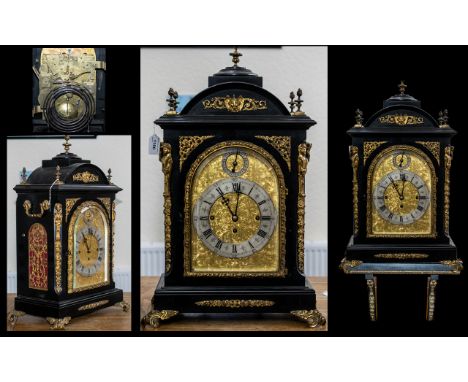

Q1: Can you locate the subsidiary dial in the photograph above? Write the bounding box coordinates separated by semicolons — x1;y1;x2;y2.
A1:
193;178;277;258
221;149;249;177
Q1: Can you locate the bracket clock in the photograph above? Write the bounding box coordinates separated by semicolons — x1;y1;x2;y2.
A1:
8;136;128;330
341;82;463;321
142;48;326;328
32;48;106;133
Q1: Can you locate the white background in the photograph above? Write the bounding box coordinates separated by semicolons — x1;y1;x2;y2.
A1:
140;46;328;249
6;136;132;291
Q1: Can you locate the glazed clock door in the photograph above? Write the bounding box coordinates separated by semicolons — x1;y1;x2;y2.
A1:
367;145;436;237
68;201;111;293
184;141;286;277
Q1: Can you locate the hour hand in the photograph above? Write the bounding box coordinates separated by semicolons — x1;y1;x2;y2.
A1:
216;187;235;217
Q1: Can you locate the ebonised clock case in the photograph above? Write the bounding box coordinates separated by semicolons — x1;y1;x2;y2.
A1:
145;56;323;326
13;148;123;320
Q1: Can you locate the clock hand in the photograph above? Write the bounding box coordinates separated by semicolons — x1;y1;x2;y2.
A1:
389;178;403;198
231;150;239;173
82;233;90;253
216;187;236;218
234;188;241;217
398;155;405;168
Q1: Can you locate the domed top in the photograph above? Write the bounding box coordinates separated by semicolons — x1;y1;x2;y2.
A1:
383;80;421;108
209;47;262;87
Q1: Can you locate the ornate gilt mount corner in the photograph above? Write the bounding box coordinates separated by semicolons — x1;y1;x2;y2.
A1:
141;310;179;329
46;316;71;330
339;258;363;273
116;301;130;313
7;310;25;330
290;309;326;328
440;259;463;273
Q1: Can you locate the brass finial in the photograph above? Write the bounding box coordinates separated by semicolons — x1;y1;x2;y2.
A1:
165;88;179;116
288;91;295;113
20;167;28;184
295;89;303;113
289;89;305;116
439;109;450;128
107;168;113;183
63;135;71;153
230;47;242;67
354;109;364;128
399;80;407;95
55;165;63;184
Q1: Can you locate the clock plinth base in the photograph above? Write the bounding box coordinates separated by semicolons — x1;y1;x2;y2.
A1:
13;287;124;324
146;276;323;327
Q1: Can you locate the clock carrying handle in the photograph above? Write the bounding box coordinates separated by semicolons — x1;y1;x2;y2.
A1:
23;200;50;218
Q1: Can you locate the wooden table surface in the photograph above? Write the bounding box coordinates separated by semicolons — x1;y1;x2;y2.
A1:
6;293;132;331
141;276;328;332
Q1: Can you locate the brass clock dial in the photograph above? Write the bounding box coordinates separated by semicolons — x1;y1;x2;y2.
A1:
185;141;286;276
368;145;436;237
68;201;110;293
193;178;277;258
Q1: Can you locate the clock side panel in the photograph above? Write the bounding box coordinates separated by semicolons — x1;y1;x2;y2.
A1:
15;192;56;300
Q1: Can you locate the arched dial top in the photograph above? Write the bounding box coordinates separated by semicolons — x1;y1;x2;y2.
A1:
186;140;285;276
193;178;277;258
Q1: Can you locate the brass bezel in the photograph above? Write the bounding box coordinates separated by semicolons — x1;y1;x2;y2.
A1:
366;145;437;238
183;140;287;277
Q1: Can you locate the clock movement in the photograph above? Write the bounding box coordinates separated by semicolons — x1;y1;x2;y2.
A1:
142;48;326;328
341;82;463;321
32;48;106;133
8;137;128;330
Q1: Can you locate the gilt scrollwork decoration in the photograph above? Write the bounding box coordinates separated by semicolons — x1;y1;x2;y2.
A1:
195;299;275;308
444;146;454;234
363;141;387;164
202;95;267;113
54;203;63;294
178;136;214;170
416;141;440;164
160;143;173;273
297;142;312;274
379;114;424;125
349;146;359;235
72;171;99;183
255;135;291;170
